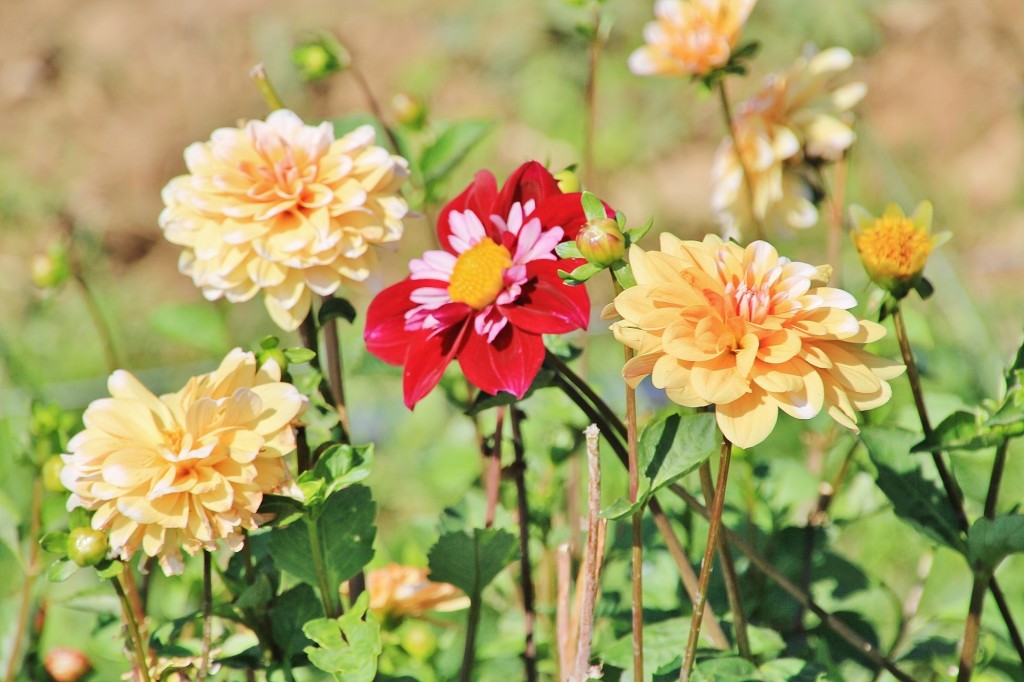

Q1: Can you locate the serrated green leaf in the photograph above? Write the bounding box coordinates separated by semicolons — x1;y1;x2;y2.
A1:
914;407;1024;453
421;120;493;187
257;494;306;528
967;515;1024;572
267;485;376;590
304;592;381;681
641;412;718;493
311;443;374;496
148;303;229;354
861;426;965;553
39;531;68;556
46;558;78;582
427;528;518;597
272;583;323;660
318;297;357;326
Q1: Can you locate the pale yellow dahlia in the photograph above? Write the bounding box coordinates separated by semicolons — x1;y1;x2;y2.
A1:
711;48;866;239
629;0;757;78
357;564;467;620
60;349;306;575
611;234;903;448
160;110;409;331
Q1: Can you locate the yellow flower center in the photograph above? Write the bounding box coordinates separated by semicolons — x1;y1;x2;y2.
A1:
448;239;513;310
856;216;932;277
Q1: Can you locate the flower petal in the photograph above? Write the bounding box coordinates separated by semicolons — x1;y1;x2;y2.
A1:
458;324;545;399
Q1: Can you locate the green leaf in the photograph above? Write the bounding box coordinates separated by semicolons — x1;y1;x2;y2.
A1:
759;659;827;682
304;592;382;681
68;507;91;530
257;494;305;529
692;657;759;681
580;191;606;221
318;297;357;326
861;426;965;553
421;120;493;188
600;616;686;675
311;443;375;496
913;408;1024;453
427;528;518;597
612;260;636;289
624;217;654;247
272;583;324;661
267;485;376;589
95;559;124;579
283;348;316;365
555;242;583;259
46;558;78;582
967;515;1024;572
148;303;229;354
39;531;68;556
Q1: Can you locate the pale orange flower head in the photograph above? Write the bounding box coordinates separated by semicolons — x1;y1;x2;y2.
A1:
359;564;467;621
711;48;866;239
60;349;306;575
851;201;949;300
160;110;410;331
611;234;904;448
629;0;757;78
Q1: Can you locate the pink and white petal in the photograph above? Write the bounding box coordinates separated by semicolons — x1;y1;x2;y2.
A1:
438;170;498;249
458;324;545;399
365;278;437;365
410;250;457;281
445;210;490;253
715;387;779;449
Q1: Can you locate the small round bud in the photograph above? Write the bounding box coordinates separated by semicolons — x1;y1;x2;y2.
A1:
257;347;289;371
42;456;66;493
291;35;350;82
553;169;580;194
575;217;625;268
67;527;108;567
401;622;438;660
43;647;91;682
30;243;70;290
391;93;427;130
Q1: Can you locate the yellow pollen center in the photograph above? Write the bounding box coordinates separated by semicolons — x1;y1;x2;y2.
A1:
448;239;513;310
857;216;932;276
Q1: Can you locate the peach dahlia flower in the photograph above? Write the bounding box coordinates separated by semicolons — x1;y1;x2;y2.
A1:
60;349;306;575
611;234;903;448
712;48;866;239
629;0;757;78
356;564;467;620
160;110;409;331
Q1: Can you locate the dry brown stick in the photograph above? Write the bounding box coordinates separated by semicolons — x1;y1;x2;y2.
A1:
556;545;573;681
574;425;607;679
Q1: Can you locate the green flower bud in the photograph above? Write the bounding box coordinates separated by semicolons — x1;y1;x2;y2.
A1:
291;34;350;82
575;217;625;268
553;168;580;194
67;527;108;567
391;92;427;130
257;347;289;371
42;456;66;494
401;621;438;660
30;242;70;290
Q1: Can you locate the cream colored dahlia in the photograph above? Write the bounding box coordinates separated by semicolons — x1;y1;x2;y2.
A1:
359;564;467;620
611;234;903;448
160;110;409;331
629;0;757;78
60;349;306;575
711;48;866;239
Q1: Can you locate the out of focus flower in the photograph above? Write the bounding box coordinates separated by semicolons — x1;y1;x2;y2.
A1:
610;234;903;448
851;201;949;300
43;648;91;682
711;47;866;239
160;110;409;331
629;0;757;78
61;349;305;575
365;162;601;408
359;564;467;620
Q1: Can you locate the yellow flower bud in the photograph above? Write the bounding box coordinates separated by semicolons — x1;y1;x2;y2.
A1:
576;217;626;268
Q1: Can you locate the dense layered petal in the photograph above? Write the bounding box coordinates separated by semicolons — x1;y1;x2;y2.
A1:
611;234;903;448
357;564;468;619
60;349;306;574
365;162;600;407
160;110;409;331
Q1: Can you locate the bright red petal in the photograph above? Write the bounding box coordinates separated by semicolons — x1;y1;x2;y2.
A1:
437;170;498;251
532;192;614;240
494;161;561;218
502;260;590;334
458;324;546;399
364;278;425;365
402;321;470;409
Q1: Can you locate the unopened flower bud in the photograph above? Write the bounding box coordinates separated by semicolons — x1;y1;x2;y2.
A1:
42;456;66;493
30;242;70;290
67;527;108;567
44;647;91;682
401;622;438;660
291;34;350;82
553;169;580;194
391;93;427;130
257;347;289;371
576;217;625;267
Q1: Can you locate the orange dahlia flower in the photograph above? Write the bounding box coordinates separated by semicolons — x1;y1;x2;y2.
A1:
160;110;409;331
611;234;903;448
360;564;467;620
60;349;306;574
629;0;757;78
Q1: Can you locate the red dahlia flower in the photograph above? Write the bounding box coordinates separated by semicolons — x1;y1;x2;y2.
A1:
365;162;600;408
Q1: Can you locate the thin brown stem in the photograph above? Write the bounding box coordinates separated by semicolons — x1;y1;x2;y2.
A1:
649;499;730;650
582;4;604;190
698;462;750;659
670;482;915;682
958;577;990;682
624;347;644;682
250;64;285;111
680;438;733;681
320;307;351;445
199;551;213;681
717;80;763;240
825;158;848;287
3;479;42;682
112;573;153;682
348;63;402;155
509;409;538;682
73;272;119;373
484;407;506;529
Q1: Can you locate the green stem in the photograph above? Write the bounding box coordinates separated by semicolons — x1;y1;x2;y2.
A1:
73;272;120;373
321;307;351;445
460;565;483;682
112;573;153;682
510;408;538;682
582;3;604;189
680;437;734;681
308;519;341;618
621;334;644;682
717;80;763;240
347;63;402;155
199;551;213;681
545;351;627;442
984;439;1010;518
957;576;990;682
3;479;42;682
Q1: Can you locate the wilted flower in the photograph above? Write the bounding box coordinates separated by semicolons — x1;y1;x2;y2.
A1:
365;162;601;408
160;110;409;331
629;0;757;78
61;349;306;575
359;564;467;620
610;234;903;448
851;201;949;300
711;48;866;239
